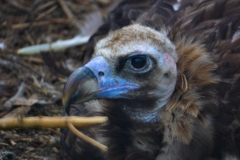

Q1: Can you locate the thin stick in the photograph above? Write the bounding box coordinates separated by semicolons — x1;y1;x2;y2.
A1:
58;0;74;20
36;1;56;12
11;21;49;29
0;116;108;129
36;5;58;20
67;122;108;152
11;19;71;30
17;35;90;55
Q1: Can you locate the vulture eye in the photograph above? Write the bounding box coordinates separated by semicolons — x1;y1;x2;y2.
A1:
130;55;147;70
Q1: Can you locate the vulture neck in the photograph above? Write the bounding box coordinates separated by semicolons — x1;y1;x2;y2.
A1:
103;97;168;124
122;99;168;123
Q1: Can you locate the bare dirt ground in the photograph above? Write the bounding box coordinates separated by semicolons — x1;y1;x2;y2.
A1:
0;0;112;159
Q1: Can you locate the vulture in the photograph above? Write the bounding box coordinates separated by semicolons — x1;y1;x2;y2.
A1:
61;0;240;159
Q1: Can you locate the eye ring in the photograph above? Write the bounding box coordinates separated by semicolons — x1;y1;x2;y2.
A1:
129;55;150;71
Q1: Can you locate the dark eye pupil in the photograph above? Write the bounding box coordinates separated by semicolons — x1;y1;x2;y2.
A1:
131;56;146;69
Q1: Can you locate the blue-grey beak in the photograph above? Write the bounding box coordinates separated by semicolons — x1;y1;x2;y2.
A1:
62;57;139;113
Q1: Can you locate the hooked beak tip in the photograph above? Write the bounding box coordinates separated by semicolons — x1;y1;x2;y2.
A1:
62;67;98;113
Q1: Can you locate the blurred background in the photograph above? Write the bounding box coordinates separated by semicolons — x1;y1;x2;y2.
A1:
0;0;113;159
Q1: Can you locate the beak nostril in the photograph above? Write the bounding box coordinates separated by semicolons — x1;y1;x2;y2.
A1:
98;71;104;76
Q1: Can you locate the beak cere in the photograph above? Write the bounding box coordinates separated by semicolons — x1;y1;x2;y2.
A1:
62;66;99;114
62;56;140;114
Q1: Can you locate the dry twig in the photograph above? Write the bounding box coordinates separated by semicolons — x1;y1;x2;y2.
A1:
11;19;72;29
57;0;74;20
0;116;108;151
67;122;108;152
17;35;90;54
11;21;50;29
8;0;31;13
36;5;58;20
0;116;108;129
36;1;56;12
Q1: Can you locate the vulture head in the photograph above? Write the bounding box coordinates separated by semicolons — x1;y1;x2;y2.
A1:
63;24;178;122
62;24;218;160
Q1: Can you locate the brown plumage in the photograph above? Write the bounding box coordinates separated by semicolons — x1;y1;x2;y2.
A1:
61;0;240;160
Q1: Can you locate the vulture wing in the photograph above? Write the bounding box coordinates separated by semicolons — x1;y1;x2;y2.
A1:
62;0;240;160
